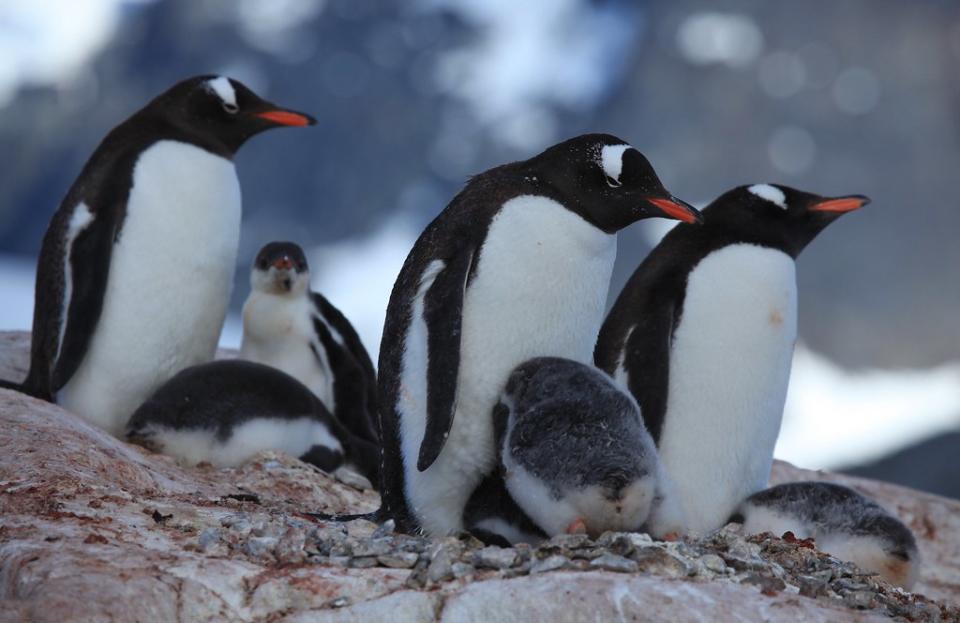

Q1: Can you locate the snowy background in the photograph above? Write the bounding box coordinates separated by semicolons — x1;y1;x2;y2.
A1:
0;0;957;496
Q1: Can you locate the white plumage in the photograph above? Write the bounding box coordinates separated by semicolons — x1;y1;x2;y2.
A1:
654;243;797;534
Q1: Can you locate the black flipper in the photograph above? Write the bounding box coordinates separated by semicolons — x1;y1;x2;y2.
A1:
621;300;676;443
21;199;123;399
417;245;476;471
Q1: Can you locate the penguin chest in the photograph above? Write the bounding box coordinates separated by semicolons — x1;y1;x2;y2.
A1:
457;196;617;414
240;293;335;411
60;141;241;435
657;243;798;533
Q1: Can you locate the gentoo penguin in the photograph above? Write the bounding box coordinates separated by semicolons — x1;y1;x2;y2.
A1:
378;133;701;536
463;357;686;546
239;241;379;446
9;75;315;437
125;359;379;483
594;184;869;534
730;481;919;589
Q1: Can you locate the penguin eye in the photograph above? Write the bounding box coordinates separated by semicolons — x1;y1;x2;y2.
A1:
222;101;239;114
257;259;269;269
605;175;622;188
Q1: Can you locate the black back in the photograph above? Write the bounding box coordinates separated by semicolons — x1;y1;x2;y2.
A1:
126;359;379;483
732;481;916;559
497;357;653;495
595;184;868;442
16;76;315;400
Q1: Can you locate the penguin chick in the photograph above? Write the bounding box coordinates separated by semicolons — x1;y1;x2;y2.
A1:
730;481;919;589
125;360;379;485
464;357;686;544
240;241;379;446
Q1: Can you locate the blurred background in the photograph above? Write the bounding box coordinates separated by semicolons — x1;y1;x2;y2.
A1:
0;0;957;497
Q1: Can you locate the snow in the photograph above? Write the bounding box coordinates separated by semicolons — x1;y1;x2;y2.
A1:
0;0;138;108
1;220;958;472
427;0;640;150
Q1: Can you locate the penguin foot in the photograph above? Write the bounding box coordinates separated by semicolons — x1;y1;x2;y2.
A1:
566;518;587;534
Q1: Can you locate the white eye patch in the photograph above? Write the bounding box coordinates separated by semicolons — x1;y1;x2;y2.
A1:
206;76;237;108
600;144;632;185
747;184;787;209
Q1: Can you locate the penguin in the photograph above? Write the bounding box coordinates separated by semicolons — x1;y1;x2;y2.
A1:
125;359;379;484
729;481;919;589
463;357;686;546
594;184;869;534
239;241;379;446
7;75;315;437
378;133;701;536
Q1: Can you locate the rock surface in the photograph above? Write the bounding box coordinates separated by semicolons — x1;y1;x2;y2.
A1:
1;331;958;622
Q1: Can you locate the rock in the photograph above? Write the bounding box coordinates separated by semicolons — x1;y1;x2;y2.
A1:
530;555;571;574
1;331;959;622
473;546;518;570
590;553;639;573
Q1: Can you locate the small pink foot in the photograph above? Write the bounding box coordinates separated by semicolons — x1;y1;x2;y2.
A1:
661;532;680;542
566;518;587;534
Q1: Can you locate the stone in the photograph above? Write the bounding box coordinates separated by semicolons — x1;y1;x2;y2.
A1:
377;552;420;569
590;553;639;573
473;546;519;570
531;555;572;574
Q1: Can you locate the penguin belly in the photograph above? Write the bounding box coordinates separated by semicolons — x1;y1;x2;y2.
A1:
656;243;797;534
400;195;617;536
59;141;241;436
240;293;336;412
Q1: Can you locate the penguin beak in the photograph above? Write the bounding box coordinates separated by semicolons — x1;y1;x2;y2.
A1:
809;194;871;214
256;108;317;127
272;256;294;270
645;196;703;224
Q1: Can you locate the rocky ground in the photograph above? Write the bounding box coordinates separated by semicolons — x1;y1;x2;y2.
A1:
1;331;958;622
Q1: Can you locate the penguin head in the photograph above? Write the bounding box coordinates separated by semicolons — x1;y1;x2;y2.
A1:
531;133;702;233
705;184;870;257
148;76;316;154
251;241;310;296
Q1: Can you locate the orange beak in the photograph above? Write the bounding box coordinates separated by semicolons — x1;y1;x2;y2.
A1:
647;197;703;224
809;195;870;214
256;110;316;126
272;257;294;270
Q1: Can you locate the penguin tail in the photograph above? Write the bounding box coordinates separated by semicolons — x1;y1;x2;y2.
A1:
8;376;55;402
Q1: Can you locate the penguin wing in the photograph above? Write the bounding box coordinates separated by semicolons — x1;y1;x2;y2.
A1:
44;200;122;392
417;244;477;471
623;299;677;444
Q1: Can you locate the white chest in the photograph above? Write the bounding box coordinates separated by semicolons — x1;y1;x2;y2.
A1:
656;243;798;534
399;195;617;535
240;292;335;411
60;141;241;436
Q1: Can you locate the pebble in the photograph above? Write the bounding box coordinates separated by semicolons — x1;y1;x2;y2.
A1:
473;546;519;570
242;536;278;559
350;556;379;569
545;534;591;550
197;528;222;551
590;553;639;573
451;562;475;579
531;555;572;574
378;552;420;569
843;591;875;609
699;554;727;574
351;538;393;558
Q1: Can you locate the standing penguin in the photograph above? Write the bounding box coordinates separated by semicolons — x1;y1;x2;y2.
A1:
379;133;701;536
240;241;379;446
595;184;868;534
8;76;315;436
463;357;686;546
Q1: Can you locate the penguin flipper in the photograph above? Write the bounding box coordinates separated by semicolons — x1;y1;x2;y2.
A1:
49;202;120;391
417;245;476;472
623;299;677;444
